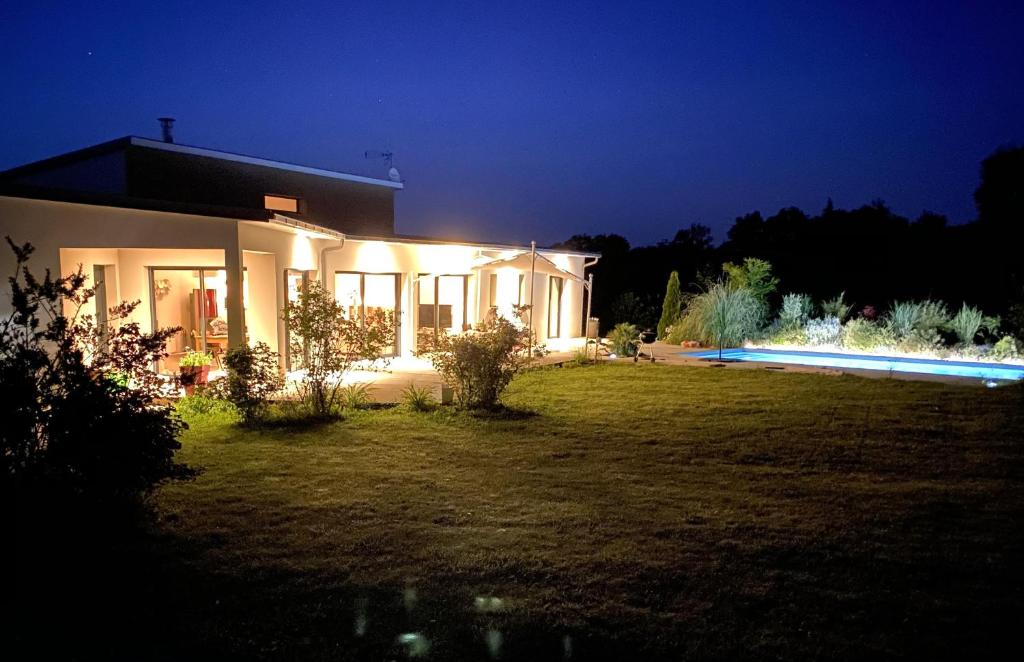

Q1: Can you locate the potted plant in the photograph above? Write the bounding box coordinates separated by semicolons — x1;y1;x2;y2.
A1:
179;349;214;395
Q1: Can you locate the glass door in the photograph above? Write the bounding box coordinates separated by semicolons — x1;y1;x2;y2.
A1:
416;274;469;352
150;267;225;373
334;272;401;356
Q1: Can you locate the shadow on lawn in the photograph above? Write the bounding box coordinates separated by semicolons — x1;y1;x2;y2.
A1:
11;503;630;661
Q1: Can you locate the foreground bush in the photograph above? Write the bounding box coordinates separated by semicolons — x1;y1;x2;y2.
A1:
284;283;394;417
1;238;189;507
428;316;529;409
224;342;283;426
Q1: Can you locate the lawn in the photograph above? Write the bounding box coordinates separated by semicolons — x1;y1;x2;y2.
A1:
15;364;1024;660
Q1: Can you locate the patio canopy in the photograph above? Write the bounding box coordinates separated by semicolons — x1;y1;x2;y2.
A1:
471;251;583;281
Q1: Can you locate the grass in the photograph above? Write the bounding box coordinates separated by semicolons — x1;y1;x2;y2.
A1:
14;364;1024;660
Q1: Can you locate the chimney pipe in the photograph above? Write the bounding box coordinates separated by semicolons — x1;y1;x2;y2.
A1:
158;117;175;143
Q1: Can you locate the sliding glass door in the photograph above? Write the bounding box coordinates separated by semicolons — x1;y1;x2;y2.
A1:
334;272;401;356
150;267;235;373
416;274;469;351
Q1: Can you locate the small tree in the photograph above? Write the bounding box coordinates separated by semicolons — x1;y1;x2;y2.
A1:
657;271;682;339
1;238;190;507
224;342;283;426
428;315;530;409
284;283;394;418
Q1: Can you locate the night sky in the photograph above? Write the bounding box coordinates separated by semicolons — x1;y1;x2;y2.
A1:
2;1;1022;245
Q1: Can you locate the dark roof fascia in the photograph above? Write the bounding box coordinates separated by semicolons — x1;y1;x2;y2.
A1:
0;137;133;180
1;135;404;191
0;185;273;222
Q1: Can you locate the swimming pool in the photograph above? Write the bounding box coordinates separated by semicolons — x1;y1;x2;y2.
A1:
687;348;1024;382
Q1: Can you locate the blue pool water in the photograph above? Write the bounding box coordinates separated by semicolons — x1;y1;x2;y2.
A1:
688;348;1024;382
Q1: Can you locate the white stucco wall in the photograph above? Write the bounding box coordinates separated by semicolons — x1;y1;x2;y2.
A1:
0;196;593;363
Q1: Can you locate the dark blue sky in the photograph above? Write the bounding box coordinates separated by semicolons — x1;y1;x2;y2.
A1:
2;1;1022;245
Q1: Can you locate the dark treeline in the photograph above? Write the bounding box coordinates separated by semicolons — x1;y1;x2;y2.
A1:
554;146;1024;337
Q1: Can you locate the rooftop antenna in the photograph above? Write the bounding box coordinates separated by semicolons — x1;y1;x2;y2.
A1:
364;149;402;182
158;117;175;143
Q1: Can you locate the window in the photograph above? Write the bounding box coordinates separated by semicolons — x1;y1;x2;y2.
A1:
548;276;564;338
264;194;300;213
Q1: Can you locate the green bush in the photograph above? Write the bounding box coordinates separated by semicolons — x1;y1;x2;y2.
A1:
284;282;395;417
427;316;530;409
989;336;1020;361
607;322;640;356
778;293;813;329
766;324;807;346
842;319;896;351
805;317;842;345
898;329;944;354
1;238;190;508
820;292;852;322
402;383;437;412
223;342;283;426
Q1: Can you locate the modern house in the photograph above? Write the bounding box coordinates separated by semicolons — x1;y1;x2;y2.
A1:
0;129;598;373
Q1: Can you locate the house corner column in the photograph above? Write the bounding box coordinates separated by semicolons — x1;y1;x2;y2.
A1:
225;235;246;349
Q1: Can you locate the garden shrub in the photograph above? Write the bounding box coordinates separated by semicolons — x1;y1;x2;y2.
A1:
842;318;895;351
898;328;944;354
284;282;394;417
988;336;1020;361
767;323;807;346
608;322;640;356
428;315;530;409
722;258;777;327
1;238;190;508
820;292;852;322
778;293;813;329
223;342;283;426
805;317;842;346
